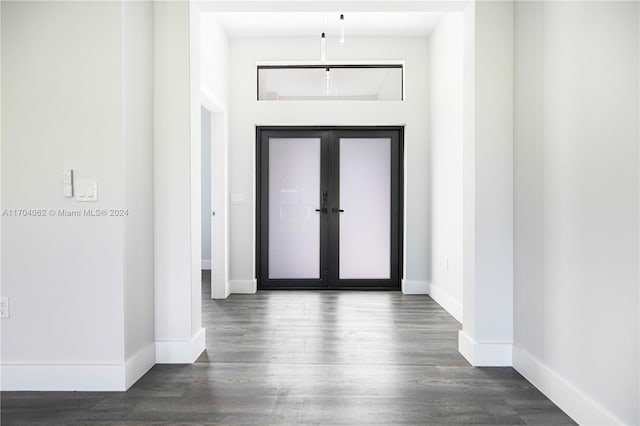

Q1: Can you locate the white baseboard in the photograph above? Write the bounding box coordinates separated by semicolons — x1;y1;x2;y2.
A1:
155;328;206;364
230;279;257;294
1;342;157;391
513;346;624;425
458;331;512;366
401;280;429;295
1;363;127;391
428;282;463;322
201;259;211;270
124;342;156;389
211;281;230;299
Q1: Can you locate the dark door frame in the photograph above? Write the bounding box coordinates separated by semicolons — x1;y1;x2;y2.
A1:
256;126;404;290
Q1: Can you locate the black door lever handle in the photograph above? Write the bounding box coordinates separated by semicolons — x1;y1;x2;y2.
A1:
331;208;345;213
315;208;327;213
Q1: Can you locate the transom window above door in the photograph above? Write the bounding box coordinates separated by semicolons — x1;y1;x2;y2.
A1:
257;64;404;101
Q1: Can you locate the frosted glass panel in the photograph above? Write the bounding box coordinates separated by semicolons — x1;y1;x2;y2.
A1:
339;138;391;279
269;138;321;279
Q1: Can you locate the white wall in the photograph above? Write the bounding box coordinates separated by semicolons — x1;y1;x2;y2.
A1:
154;1;205;362
513;2;639;424
429;12;464;322
188;4;203;340
201;14;230;106
122;0;155;385
228;36;430;291
0;0;4;357
1;1;154;390
2;0;123;365
459;0;514;367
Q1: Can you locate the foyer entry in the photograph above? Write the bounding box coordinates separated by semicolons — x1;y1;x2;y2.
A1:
257;127;403;290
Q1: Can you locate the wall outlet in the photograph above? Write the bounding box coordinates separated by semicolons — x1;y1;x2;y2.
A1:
0;297;9;319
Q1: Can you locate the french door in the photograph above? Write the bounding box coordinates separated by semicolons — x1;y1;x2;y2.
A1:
257;127;403;290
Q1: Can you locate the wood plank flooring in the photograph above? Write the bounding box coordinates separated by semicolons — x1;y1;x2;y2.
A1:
1;272;575;425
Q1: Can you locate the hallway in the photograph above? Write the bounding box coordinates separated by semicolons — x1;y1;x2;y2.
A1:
1;274;573;425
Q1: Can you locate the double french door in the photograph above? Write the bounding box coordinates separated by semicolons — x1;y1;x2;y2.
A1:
257;127;403;290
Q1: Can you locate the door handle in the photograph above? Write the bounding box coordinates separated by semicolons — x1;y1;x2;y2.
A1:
315;208;328;213
332;208;344;214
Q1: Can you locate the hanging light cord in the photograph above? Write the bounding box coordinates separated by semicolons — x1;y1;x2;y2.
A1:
320;13;345;61
320;32;327;62
325;67;331;95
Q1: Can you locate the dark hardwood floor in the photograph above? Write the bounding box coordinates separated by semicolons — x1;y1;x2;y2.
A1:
1;271;575;425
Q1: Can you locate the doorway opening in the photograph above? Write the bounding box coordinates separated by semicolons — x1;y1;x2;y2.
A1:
256;126;403;290
200;90;229;300
201;106;213;276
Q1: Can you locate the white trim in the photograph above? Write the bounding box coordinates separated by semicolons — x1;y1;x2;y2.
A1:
124;342;156;389
256;60;406;67
202;259;211;270
155;328;206;364
255;122;408;127
428;282;463;322
230;279;257;294
200;85;227;114
213;282;231;300
201;2;468;13
513;346;624;426
458;331;512;366
1;343;157;391
401;279;429;295
1;363;126;391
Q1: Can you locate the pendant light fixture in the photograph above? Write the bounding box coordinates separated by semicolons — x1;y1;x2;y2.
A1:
339;14;345;44
320;32;327;62
325;67;331;94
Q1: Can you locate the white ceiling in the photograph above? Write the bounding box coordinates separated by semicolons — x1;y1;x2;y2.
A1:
213;12;445;38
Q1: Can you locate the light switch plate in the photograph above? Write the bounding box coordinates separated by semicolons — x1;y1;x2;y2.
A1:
230;194;245;205
62;169;74;197
76;180;98;202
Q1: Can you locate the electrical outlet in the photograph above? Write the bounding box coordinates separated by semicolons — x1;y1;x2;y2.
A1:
0;297;9;319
